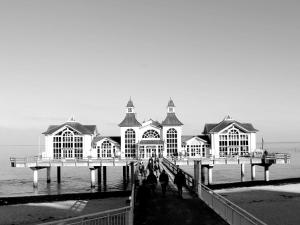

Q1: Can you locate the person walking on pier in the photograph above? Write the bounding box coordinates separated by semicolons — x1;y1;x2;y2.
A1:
146;170;157;196
174;169;186;198
159;169;169;197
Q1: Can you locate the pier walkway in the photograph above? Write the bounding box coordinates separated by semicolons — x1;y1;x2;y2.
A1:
134;165;227;225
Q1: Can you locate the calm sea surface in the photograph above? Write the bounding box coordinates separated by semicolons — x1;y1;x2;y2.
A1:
0;142;300;197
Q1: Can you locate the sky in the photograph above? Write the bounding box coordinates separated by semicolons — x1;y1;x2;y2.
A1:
0;0;300;145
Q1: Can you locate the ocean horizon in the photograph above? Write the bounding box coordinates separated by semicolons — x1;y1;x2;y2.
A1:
0;141;299;198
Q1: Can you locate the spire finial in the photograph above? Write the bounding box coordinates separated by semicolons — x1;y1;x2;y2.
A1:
68;115;76;122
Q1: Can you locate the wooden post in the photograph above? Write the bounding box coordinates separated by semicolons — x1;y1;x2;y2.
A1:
264;165;270;182
193;161;199;194
90;168;96;188
130;162;134;187
57;167;61;183
103;166;107;184
251;164;256;181
208;166;213;185
33;168;38;188
123;166;127;182
47;167;51;183
98;166;102;185
241;164;245;182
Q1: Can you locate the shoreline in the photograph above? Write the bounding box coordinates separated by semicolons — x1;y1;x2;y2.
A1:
209;177;300;190
0;190;131;206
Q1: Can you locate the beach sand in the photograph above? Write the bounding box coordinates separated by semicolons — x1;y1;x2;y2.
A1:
216;183;300;225
0;197;128;225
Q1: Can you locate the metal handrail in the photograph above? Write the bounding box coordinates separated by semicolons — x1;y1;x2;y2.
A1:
162;157;267;225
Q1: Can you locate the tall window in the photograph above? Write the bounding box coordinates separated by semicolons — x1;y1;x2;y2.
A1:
101;140;112;158
219;128;249;157
53;136;61;159
62;131;73;158
74;137;83;159
125;129;136;158
142;130;160;138
166;128;177;157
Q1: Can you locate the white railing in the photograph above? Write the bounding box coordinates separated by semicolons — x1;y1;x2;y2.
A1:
38;165;138;225
200;183;267;225
38;206;132;225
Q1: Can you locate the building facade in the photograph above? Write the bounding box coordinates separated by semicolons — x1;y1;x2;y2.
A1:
42;99;258;159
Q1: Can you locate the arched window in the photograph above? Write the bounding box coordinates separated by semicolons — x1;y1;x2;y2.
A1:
219;128;249;157
142;130;160;139
53;128;83;159
166;128;177;157
125;129;136;158
101;140;112;158
62;131;73;158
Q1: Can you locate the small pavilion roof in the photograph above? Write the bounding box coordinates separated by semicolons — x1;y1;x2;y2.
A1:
162;113;183;126
203;116;258;133
167;98;175;107
119;113;141;127
43;122;97;135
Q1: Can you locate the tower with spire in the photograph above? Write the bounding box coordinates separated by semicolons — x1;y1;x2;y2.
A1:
162;98;183;157
119;98;141;158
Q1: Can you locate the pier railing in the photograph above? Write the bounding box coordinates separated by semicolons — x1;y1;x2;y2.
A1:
38;165;138;225
10;156;137;168
162;157;267;225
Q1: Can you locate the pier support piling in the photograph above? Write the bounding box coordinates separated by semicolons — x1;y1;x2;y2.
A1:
123;166;127;182
103;166;107;184
32;168;38;188
208;166;213;185
47;167;51;183
241;164;245;182
90;168;96;188
251;165;256;181
97;166;102;185
201;166;206;184
194;161;202;198
57;167;61;183
126;165;129;180
264;165;270;182
130;162;134;187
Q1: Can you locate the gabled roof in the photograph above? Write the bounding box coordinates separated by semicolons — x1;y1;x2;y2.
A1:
203;118;258;134
43;122;97;135
92;136;121;146
181;135;209;144
119;113;141;127
141;119;162;129
162;113;183;126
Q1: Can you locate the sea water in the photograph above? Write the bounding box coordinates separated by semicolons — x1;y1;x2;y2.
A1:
0;142;299;197
181;142;300;183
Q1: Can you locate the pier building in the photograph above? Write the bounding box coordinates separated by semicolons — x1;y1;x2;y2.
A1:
41;98;258;160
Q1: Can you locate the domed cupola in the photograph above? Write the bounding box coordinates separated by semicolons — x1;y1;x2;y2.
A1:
162;98;183;126
119;98;141;127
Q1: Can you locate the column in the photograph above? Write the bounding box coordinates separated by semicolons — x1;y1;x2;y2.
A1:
98;166;102;185
208;166;213;185
126;165;129;180
90;168;96;188
264;165;270;182
251;164;256;181
123;166;127;182
194;161;201;198
130;162;135;187
103;166;107;184
33;168;38;188
47;167;51;183
241;164;245;182
57;167;61;183
201;166;206;184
